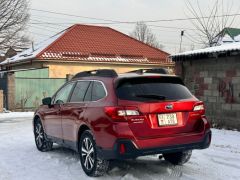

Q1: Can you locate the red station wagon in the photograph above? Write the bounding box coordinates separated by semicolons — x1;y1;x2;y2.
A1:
33;69;211;177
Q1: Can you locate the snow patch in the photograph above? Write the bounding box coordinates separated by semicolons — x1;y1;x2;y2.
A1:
0;112;34;119
0;114;239;180
234;34;240;42
172;41;240;57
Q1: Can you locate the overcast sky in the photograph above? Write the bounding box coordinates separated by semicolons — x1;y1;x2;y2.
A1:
29;0;240;54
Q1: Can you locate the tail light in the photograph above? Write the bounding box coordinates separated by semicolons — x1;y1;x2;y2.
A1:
193;103;205;114
193;104;204;111
104;106;140;121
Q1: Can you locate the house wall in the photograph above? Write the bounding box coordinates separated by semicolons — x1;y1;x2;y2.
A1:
10;61;44;70
6;60;174;78
176;55;240;130
43;61;174;78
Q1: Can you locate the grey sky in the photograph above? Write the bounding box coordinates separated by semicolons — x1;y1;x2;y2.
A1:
29;0;240;54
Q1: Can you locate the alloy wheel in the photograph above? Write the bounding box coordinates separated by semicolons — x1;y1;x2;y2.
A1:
81;137;95;170
35;123;44;148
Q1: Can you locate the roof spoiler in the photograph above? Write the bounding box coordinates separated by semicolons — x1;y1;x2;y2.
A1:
72;69;118;79
127;68;169;74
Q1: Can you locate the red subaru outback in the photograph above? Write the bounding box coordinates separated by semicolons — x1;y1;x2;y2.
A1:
33;69;211;177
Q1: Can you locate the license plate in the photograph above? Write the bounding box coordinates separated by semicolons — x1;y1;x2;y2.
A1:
158;113;177;126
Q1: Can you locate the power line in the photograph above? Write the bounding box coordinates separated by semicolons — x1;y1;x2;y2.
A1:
30;19;67;28
185;32;206;45
29;8;227;51
30;8;240;24
28;18;183;34
30;8;120;23
27;22;201;48
28;31;50;37
148;24;197;31
31;10;199;31
29;24;60;33
29;18;197;34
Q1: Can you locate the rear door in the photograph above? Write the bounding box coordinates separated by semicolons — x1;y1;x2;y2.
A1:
61;81;91;142
116;76;199;139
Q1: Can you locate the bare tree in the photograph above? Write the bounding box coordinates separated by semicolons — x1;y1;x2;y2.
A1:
0;0;30;51
186;0;238;47
18;90;33;111
130;22;163;49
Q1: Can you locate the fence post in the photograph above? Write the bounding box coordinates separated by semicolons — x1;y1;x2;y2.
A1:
0;90;3;112
66;74;74;81
7;72;15;111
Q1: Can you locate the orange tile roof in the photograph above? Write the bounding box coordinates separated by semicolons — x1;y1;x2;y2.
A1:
2;24;170;65
37;24;169;64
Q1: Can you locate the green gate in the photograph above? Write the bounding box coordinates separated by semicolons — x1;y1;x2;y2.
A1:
15;68;66;109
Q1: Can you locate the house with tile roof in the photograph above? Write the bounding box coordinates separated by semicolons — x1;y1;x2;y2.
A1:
0;24;173;78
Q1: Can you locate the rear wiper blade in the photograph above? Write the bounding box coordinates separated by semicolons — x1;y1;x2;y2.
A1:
135;94;166;100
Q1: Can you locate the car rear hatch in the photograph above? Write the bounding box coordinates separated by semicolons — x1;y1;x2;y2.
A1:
115;76;205;139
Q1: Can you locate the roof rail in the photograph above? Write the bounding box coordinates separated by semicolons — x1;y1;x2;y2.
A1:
72;69;118;79
127;68;169;74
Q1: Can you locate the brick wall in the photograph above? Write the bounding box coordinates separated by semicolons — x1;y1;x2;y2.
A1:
0;90;3;112
177;55;240;130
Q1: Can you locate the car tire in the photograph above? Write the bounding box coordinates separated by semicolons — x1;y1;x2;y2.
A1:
34;118;53;152
163;150;192;165
79;130;109;177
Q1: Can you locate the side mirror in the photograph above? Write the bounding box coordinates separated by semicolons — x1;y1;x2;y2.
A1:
42;97;52;106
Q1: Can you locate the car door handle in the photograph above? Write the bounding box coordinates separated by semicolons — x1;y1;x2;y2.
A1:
76;109;84;120
77;109;83;113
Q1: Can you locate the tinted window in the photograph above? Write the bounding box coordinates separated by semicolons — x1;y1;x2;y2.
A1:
92;81;106;101
84;82;93;101
54;82;75;104
116;77;193;102
70;81;91;102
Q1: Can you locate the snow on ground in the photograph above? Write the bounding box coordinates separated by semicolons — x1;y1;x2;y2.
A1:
0;112;34;118
0;112;240;180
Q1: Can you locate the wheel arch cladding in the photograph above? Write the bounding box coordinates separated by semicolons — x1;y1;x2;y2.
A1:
33;115;40;125
78;125;90;149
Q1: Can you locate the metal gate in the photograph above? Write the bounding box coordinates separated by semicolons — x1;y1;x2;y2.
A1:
14;68;66;110
15;77;66;109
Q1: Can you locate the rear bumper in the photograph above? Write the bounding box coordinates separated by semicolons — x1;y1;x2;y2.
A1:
97;130;211;160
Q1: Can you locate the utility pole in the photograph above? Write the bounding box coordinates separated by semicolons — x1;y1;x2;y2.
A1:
179;30;184;53
32;42;35;52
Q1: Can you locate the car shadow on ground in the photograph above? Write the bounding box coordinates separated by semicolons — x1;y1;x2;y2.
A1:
49;144;183;178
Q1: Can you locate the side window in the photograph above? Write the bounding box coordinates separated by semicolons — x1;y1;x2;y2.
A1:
54;82;75;104
84;82;93;102
92;81;106;101
70;81;90;102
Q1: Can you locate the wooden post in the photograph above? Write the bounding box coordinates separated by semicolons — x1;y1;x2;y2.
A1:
0;90;3;112
7;72;15;111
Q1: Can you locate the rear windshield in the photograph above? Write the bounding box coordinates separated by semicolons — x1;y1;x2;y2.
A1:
116;77;193;102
